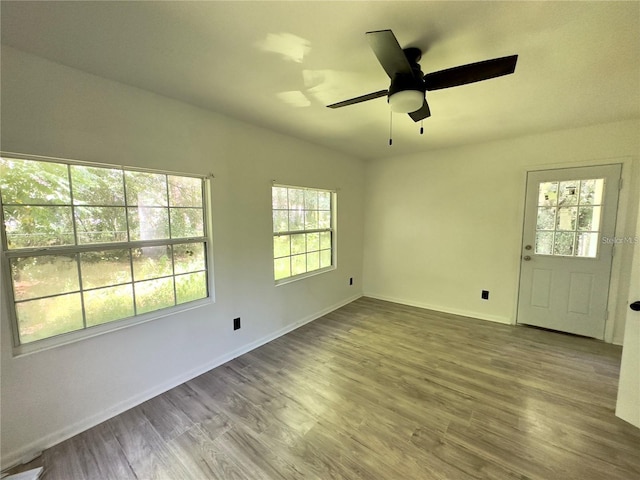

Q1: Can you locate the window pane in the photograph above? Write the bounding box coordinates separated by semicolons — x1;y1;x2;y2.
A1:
535;232;554;255
168;176;202;208
272;187;288;209
536;207;556;231
84;285;135;327
304;190;318;210
291;234;305;255
306;232;319;252
11;255;79;301
132;246;173;281
320;249;332;268
576;233;599;258
579;179;604;205
318;191;331;210
176;272;207;304
274;258;290;280
80;250;131;289
16;293;83;344
3;206;74;249
170;208;204;238
127;207;169;241
71;165;125;206
307;251;320;271
578;206;601;231
75;206;128;244
135;277;175;314
554;232;575;256
173;242;205;274
556;207;577;231
288;189;304;209
291;254;306;276
318;211;331;229
273;210;288;233
289;210;304;231
274;235;290;259
558;181;579;206
0;157;70;205
320;232;331;250
125;171;168;206
304;210;318;230
538;182;558;206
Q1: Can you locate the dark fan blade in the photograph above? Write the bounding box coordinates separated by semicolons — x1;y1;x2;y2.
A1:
424;55;518;91
366;29;413;79
408;99;431;122
327;90;388;109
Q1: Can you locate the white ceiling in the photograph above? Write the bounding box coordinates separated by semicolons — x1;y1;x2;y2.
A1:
1;1;639;160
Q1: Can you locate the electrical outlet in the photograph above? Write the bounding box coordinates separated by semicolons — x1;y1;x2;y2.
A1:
349;277;353;286
233;317;241;330
481;290;489;300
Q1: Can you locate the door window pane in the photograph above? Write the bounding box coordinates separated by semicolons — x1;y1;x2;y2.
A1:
553;232;575;256
558;181;579;206
536;207;556;230
535;232;554;255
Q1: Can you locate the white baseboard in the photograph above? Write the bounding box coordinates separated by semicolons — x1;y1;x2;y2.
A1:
363;292;513;325
1;293;362;472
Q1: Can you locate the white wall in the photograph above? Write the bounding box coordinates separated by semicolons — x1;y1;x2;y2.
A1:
363;120;640;342
0;46;365;468
616;192;640;427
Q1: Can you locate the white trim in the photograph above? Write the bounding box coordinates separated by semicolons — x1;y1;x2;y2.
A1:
364;292;512;325
0;293;362;471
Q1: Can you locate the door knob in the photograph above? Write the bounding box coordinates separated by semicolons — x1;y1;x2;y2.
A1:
523;255;532;261
631;301;640;312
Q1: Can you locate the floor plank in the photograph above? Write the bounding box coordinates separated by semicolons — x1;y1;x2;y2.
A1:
6;297;640;479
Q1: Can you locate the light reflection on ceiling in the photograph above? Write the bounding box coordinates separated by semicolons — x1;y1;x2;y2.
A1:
255;32;311;63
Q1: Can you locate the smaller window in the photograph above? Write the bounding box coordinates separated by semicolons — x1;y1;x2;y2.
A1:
272;185;334;282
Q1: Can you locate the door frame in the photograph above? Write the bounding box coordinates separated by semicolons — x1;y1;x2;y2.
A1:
514;156;639;344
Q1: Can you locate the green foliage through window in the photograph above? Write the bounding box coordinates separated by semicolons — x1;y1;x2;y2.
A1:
1;155;210;346
272;185;333;282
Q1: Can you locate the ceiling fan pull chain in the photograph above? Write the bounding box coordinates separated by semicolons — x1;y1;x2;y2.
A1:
420;120;424;135
389;111;393;146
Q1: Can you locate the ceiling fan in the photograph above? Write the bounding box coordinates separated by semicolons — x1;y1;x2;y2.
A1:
327;29;518;122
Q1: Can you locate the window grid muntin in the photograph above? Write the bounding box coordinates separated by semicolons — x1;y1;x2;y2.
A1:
272;185;334;282
1;155;209;346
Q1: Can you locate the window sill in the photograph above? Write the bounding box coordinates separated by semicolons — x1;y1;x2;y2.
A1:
275;265;336;287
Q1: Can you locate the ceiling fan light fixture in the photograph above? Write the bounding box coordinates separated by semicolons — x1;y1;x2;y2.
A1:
388;90;423;113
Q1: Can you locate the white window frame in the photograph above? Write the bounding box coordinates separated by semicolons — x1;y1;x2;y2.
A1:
272;183;336;285
0;152;215;356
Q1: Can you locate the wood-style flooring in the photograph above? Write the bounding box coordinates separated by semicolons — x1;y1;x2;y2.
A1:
8;297;640;479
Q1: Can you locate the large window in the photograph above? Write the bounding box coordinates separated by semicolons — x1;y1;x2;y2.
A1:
0;155;210;348
272;185;334;282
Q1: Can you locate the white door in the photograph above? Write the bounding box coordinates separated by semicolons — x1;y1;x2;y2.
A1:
517;164;622;339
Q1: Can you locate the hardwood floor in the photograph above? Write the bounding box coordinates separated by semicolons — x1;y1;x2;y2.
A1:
9;297;640;479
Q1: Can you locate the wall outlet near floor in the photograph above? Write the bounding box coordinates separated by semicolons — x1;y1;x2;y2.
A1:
233;317;241;330
349;277;353;286
481;290;489;300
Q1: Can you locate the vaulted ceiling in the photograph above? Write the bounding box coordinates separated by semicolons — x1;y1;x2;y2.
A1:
1;1;639;160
